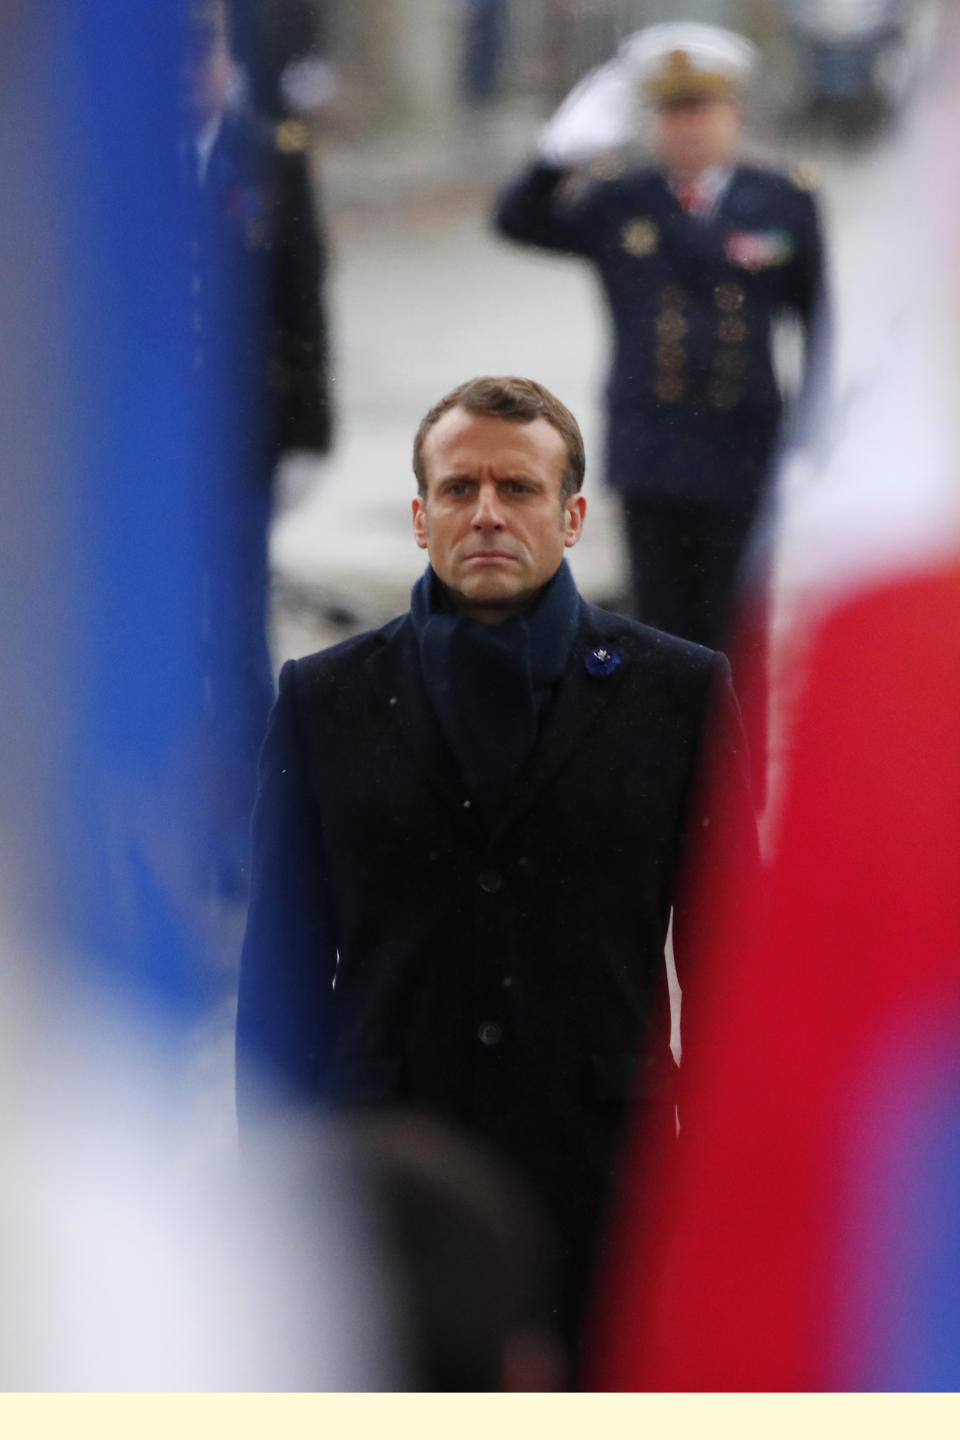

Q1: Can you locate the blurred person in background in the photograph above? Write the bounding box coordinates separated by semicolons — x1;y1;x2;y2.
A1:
236;374;754;1380
182;0;333;899
230;0;335;120
780;0;910;136
183;0;332;461
494;22;829;657
462;0;510;105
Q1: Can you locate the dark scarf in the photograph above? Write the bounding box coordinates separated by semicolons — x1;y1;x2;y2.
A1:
410;560;581;823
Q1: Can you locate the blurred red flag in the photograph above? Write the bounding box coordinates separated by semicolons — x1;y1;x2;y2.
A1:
589;563;960;1389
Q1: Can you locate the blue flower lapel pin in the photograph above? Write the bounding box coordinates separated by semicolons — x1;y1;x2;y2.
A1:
585;646;621;678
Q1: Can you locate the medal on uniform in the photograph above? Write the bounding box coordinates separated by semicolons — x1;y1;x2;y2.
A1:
725;229;794;270
621;219;659;257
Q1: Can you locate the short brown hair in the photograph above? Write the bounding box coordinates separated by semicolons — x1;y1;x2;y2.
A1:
413;376;585;502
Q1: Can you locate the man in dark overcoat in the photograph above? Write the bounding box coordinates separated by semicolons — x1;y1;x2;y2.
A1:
494;22;828;652
236;376;753;1367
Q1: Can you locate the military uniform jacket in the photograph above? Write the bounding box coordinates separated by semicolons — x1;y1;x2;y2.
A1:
237;599;752;1270
494;160;827;505
188;107;333;462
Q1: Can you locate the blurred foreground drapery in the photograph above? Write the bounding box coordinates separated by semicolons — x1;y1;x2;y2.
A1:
591;565;960;1390
0;0;268;1026
0;2;400;1390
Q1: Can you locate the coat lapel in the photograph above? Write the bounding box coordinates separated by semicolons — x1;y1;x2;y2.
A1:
717;166;766;231
364;617;483;833
365;608;628;842
652;168;739;276
491;610;628;841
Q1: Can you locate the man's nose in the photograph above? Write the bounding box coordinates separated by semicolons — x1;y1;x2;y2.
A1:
471;484;505;529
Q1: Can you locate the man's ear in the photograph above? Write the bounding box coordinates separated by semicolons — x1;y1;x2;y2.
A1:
412;495;429;550
563;494;587;549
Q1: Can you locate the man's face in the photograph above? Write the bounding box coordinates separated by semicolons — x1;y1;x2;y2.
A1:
412;407;586;623
653;98;740;175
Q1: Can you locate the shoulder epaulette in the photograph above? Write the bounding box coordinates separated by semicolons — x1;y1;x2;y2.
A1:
790;161;819;192
587;154;625;183
556;152;627;206
275;119;309;155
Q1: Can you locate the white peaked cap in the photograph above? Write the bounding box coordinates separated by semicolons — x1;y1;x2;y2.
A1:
621;22;758;105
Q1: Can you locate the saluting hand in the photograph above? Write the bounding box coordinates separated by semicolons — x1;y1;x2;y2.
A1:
537;58;637;168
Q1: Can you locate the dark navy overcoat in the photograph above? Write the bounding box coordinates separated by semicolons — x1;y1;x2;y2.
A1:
237;599;752;1321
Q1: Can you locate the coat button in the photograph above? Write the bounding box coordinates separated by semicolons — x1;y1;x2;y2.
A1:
478;869;502;893
477;1022;502;1046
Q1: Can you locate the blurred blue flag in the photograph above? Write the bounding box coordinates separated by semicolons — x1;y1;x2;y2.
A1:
1;1;258;1032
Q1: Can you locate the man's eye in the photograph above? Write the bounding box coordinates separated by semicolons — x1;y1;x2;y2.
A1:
504;481;531;494
446;482;471;496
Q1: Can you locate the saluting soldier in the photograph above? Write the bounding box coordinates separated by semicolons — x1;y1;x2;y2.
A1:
494;22;829;652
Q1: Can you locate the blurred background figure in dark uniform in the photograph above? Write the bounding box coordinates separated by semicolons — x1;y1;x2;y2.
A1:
182;0;333;898
779;0;911;139
231;0;339;121
494;22;829;656
461;0;510;106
